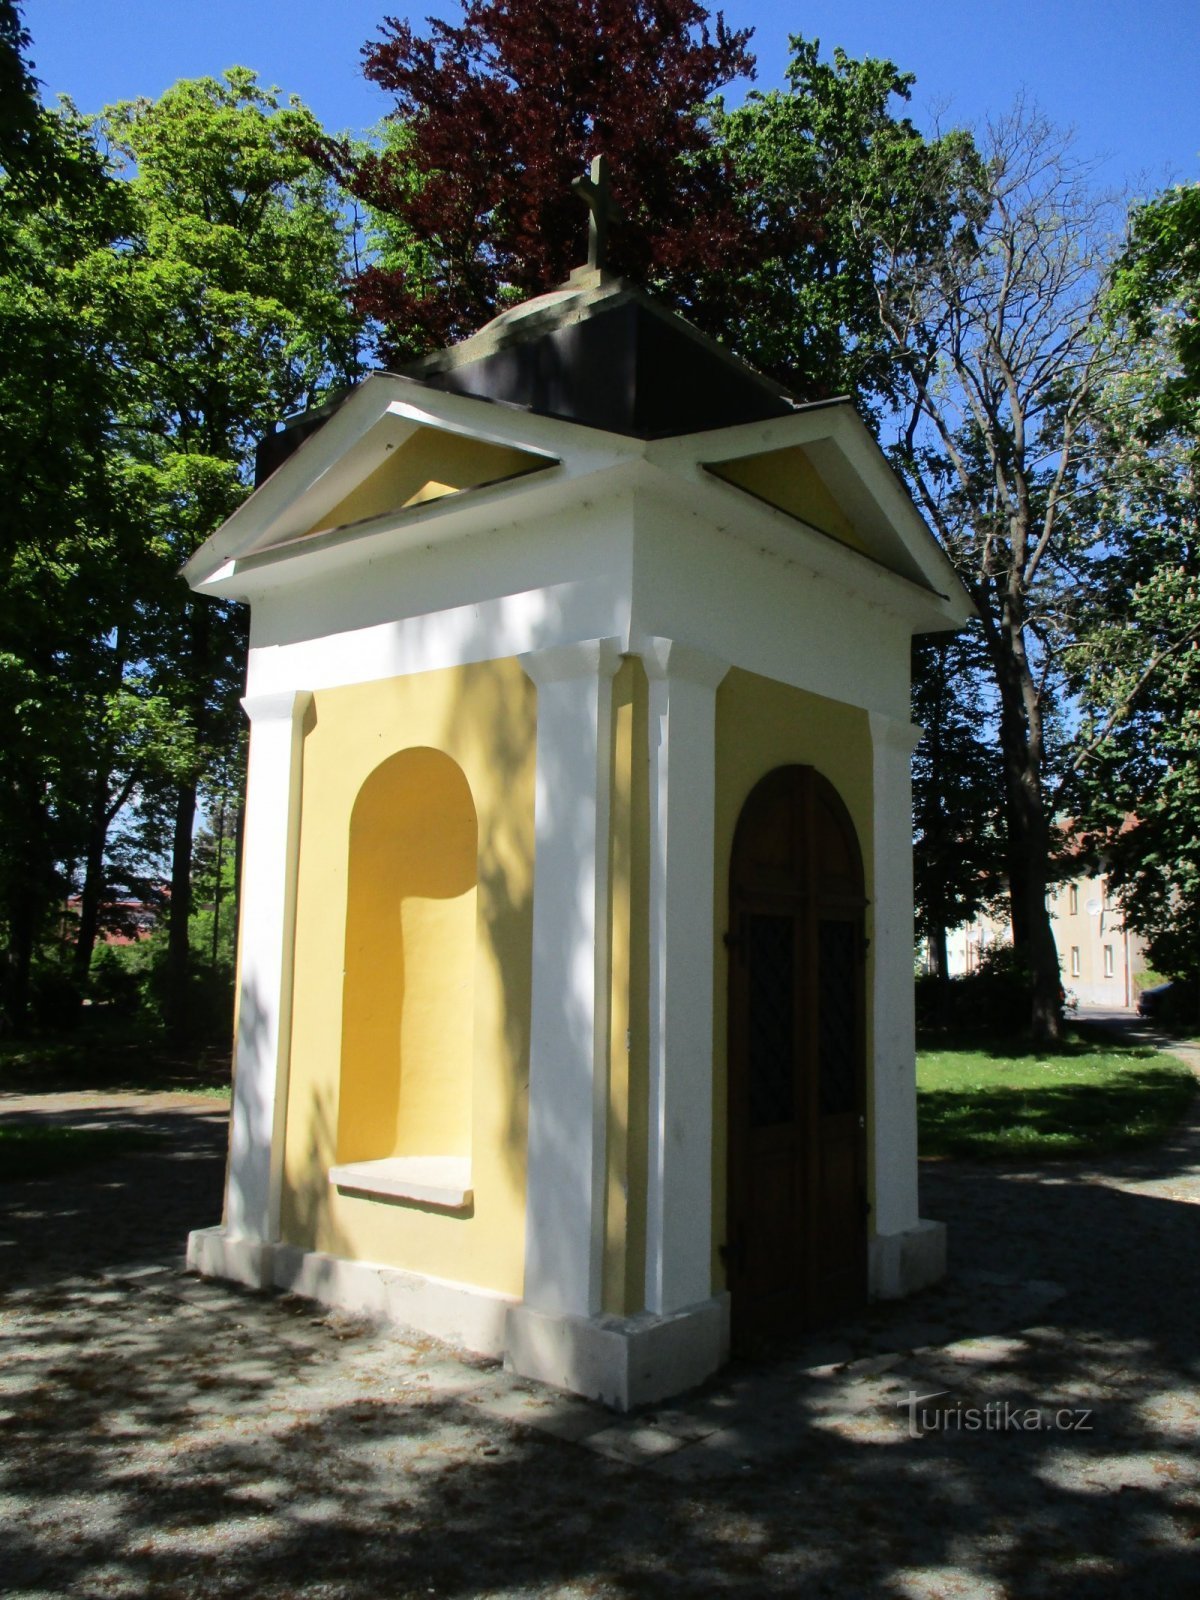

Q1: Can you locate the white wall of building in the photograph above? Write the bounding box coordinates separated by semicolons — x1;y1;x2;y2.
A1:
933;871;1147;1010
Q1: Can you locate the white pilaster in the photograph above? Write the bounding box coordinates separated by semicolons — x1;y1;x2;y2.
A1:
866;712;933;1263
224;689;311;1243
519;638;622;1317
642;637;729;1315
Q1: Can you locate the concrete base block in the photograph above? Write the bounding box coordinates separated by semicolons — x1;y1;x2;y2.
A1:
185;1228;513;1357
187;1225;274;1290
505;1295;730;1412
869;1217;947;1300
189;1228;729;1409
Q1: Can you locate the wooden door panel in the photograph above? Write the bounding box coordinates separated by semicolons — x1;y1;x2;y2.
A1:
746;1149;801;1293
727;766;868;1344
815;918;861;1116
744;911;797;1129
813;1131;866;1312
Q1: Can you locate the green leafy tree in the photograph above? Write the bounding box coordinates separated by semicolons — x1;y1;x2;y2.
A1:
95;68;362;1035
1107;180;1200;429
1068;183;1200;1002
0;7;139;1028
712;36;983;409
0;0;40;188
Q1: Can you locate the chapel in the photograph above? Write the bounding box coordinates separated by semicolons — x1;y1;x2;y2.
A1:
185;164;971;1408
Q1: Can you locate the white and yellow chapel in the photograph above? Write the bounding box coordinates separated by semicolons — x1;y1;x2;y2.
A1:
184;220;971;1408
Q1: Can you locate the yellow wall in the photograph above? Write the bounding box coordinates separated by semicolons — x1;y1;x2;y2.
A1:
603;658;650;1314
281;658;536;1297
281;656;876;1307
711;668;875;1290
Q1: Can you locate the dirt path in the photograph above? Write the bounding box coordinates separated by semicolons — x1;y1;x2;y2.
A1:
2;1079;1199;1598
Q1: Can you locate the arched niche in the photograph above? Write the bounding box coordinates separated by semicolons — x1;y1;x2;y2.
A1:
336;747;478;1174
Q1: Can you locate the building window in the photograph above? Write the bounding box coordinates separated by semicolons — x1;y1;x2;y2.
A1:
1103;944;1114;978
1069;883;1078;915
1070;946;1081;978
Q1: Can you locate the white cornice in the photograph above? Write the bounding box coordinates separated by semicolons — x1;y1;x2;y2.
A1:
185;377;971;631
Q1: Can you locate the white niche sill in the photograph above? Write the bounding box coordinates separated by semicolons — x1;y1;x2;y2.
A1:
328;1156;473;1211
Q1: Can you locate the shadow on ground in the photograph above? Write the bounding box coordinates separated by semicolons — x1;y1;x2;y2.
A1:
2;1095;1199;1597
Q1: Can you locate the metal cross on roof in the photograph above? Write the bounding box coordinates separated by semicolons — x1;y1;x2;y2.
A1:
571;155;623;274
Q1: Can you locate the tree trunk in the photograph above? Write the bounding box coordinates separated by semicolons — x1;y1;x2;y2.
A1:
163;594;218;1041
926;925;952;1028
71;778;110;989
2;784;57;1035
210;791;226;970
929;925;950;982
994;667;1063;1047
232;799;245;952
165;780;197;1040
3;892;36;1036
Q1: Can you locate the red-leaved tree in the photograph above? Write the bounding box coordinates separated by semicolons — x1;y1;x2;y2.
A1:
336;0;800;362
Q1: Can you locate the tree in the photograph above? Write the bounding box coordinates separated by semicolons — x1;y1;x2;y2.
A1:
1067;181;1200;1000
0;0;116;229
0;7;138;1029
0;0;40;188
712;36;981;410
867;106;1120;1043
335;0;788;362
1107;180;1200;428
96;69;362;1035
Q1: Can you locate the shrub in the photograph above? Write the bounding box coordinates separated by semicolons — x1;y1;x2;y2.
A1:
916;943;1037;1037
27;961;83;1029
88;944;143;1013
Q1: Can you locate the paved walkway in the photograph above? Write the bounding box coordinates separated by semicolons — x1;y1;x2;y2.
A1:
2;1029;1199;1598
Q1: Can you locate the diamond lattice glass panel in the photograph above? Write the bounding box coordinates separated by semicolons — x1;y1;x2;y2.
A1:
748;914;795;1127
818;919;857;1115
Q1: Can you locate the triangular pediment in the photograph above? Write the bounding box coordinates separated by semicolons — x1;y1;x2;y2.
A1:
645;406;963;606
706;445;868;558
261;420;552;554
701;434;935;590
184;374;643;593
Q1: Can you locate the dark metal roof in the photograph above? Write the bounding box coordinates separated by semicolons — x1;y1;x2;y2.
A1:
404;275;800;439
253;275;801;488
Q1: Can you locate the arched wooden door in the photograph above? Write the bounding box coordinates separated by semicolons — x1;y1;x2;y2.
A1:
725;765;869;1344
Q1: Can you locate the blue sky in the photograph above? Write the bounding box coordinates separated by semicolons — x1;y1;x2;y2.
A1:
25;0;1200;198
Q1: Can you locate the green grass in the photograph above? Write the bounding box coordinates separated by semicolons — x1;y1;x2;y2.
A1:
0;1124;162;1182
917;1029;1196;1160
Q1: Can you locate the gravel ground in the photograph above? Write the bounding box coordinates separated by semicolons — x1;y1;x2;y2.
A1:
2;1022;1199;1599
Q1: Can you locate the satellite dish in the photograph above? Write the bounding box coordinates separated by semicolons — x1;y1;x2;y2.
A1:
1085;898;1102;916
